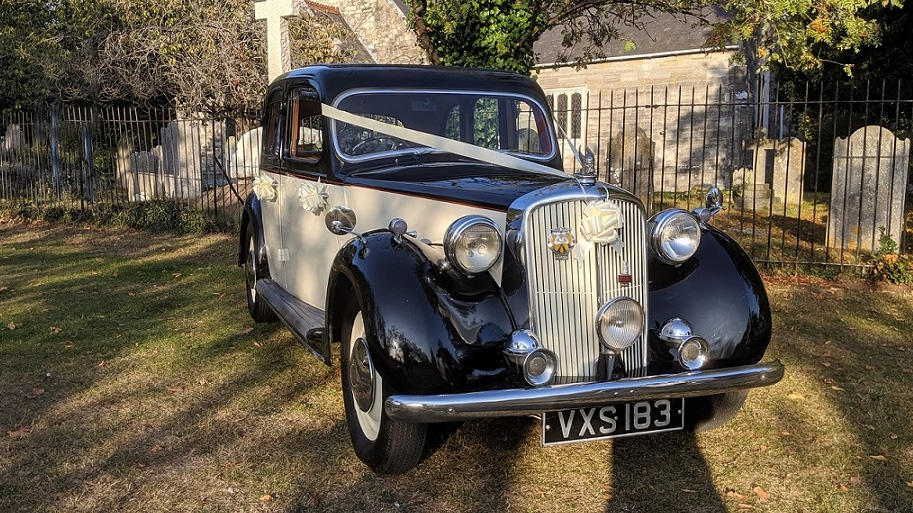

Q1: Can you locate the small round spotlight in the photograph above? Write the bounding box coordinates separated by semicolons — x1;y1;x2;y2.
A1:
596;297;645;353
523;349;557;386
678;336;709;370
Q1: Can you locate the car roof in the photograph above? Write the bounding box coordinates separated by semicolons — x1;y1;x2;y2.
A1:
276;64;547;103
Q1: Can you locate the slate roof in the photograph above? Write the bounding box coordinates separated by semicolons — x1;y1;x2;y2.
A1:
534;7;731;66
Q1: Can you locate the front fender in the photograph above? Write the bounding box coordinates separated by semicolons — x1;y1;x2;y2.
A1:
327;232;515;395
238;193;268;274
646;226;772;374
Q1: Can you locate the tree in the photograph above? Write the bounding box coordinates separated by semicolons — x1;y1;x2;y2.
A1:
0;0;353;111
407;0;904;76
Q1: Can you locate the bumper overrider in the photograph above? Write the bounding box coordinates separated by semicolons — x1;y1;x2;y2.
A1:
385;360;784;423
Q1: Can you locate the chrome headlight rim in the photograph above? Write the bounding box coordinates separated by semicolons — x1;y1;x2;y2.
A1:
649;209;702;265
595;297;645;353
444;215;503;275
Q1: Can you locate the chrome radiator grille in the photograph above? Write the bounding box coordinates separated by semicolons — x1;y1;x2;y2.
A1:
524;198;649;382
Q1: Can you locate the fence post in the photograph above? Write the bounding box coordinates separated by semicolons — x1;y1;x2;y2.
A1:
82;108;96;203
50;104;62;201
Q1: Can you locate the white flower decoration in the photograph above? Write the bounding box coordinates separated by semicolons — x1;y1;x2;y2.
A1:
297;179;329;215
252;175;278;202
573;200;625;263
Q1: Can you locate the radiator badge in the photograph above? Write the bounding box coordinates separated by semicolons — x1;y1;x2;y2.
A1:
547;227;575;260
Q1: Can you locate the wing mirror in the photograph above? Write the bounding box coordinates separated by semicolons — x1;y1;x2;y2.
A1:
694;186;724;224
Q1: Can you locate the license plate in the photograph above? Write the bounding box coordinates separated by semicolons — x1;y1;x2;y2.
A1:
542;398;684;446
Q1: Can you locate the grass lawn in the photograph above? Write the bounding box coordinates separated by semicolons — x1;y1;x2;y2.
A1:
1;220;911;512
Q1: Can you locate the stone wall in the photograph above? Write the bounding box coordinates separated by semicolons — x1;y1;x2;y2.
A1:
321;0;425;64
533;52;752;193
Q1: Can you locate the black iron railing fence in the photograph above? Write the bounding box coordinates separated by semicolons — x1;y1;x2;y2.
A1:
1;81;911;266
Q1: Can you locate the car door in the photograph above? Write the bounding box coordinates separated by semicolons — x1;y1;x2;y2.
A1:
279;85;346;309
259;87;286;288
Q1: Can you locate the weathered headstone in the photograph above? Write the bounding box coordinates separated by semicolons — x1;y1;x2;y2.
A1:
228;127;263;179
608;127;653;203
2;124;24;150
828;125;909;253
736;128;805;209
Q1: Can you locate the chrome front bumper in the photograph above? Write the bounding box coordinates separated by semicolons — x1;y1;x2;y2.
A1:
385;360;784;423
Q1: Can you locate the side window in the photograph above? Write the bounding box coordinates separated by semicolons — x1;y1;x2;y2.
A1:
262;94;283;157
445;105;460;140
289;87;323;162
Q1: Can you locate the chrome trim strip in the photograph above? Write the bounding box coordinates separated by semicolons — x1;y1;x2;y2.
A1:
330;88;559;164
385;361;785;423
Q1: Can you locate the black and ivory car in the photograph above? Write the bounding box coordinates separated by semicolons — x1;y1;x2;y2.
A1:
239;64;783;474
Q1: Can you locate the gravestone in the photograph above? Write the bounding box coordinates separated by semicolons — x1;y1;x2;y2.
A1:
736;128;806;209
228;127;263;179
827;125;910;253
2;124;24;150
607;127;654;203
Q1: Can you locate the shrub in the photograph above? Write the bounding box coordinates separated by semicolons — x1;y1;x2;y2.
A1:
870;228;913;285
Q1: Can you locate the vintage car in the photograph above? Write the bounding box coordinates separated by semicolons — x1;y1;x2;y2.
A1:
239;64;784;474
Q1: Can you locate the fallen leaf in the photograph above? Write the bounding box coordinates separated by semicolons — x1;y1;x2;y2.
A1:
869;455;888;461
97;360;105;367
7;427;31;439
64;340;75;349
822;362;831;367
253;341;262;348
849;477;861;486
198;378;209;385
823;378;834;384
822;350;832;357
167;386;184;394
0;286;8;293
49;326;61;334
259;494;274;502
759;445;768;452
128;292;136;296
681;488;697;493
737;505;755;510
238;327;253;334
753;486;771;500
150;444;163;454
134;462;146;469
7;322;16;330
112;272;118;277
906;481;913;488
865;365;875;370
839;484;849;492
890;433;899;440
172;272;182;278
32;387;44;396
787;392;805;400
831;386;846;392
726;491;746;500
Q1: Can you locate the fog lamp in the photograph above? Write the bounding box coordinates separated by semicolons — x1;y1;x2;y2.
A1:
678;336;709;370
523;349;557;386
595;297;645;353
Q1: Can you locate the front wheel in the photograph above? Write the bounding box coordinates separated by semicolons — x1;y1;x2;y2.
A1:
340;305;426;474
244;224;276;323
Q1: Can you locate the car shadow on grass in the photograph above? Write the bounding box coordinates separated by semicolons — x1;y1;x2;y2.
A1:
606;430;728;512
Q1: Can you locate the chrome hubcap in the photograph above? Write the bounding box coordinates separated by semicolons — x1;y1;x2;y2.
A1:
349;337;375;412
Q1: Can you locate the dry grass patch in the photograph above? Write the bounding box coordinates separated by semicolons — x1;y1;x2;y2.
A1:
1;220;911;512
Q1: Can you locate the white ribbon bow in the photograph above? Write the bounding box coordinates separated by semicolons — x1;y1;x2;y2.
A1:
298;179;329;214
252;175;278;202
573;200;625;263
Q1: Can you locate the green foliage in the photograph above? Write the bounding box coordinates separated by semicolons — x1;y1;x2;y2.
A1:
869;228;913;284
714;0;905;74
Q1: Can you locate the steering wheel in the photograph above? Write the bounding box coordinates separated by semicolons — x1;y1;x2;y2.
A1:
350;135;402;155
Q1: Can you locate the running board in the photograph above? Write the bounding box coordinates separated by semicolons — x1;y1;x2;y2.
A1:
255;278;329;363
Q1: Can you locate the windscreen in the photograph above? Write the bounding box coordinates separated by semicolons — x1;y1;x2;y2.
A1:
333;91;555;160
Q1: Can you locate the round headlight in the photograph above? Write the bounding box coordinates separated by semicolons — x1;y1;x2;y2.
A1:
444;216;503;274
650;209;701;265
595;297;645;353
